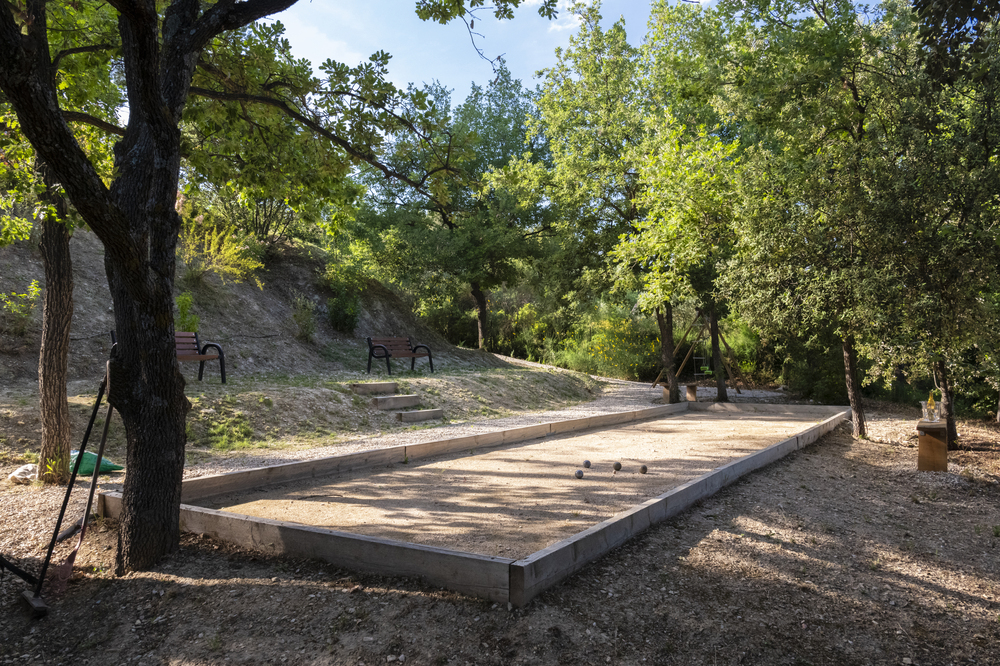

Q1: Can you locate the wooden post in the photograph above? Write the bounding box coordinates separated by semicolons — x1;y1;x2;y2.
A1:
672;313;701;358
719;332;752;392
675;323;709;378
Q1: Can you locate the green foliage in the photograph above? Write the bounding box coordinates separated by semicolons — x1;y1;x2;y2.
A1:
548;302;660;381
324;262;364;333
0;279;40;336
175;292;200;333
206;413;255;451
178;217;264;289
291;293;317;342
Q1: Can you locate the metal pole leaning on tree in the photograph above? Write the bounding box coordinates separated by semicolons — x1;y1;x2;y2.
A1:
16;370;109;617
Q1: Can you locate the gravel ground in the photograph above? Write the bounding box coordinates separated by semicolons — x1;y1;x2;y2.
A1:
5;370;997;666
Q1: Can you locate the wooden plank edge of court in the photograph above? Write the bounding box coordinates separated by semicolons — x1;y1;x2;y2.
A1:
97;493;514;603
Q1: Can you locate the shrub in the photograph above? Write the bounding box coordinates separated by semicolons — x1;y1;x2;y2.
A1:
551;306;660;381
292;293;316;342
175;291;200;333
0;279;40;336
178;218;264;288
324;263;363;333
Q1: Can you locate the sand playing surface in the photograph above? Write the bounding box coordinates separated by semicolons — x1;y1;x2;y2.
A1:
200;405;841;559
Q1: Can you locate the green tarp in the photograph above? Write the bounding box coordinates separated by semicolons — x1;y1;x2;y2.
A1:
70;450;123;475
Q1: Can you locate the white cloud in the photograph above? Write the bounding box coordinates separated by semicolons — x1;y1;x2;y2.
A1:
547;0;592;33
268;13;366;73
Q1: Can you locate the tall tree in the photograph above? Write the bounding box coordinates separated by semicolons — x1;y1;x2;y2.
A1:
1;4;122;483
704;0;913;436
0;0;554;574
360;67;552;350
497;3;696;394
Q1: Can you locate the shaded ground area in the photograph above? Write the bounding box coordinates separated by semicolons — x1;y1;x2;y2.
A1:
2;411;998;665
201;407;840;559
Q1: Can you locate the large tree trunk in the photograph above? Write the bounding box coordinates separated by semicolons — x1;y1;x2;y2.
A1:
470;281;488;351
655;303;680;403
106;125;191;574
37;171;74;485
842;336;867;438
933;359;959;449
106;227;190;574
709;306;728;402
0;0;297;576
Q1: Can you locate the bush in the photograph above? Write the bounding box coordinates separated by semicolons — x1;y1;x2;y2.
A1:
0;279;40;336
550;305;660;381
292;293;316;342
175;291;200;333
324;263;363;334
178;218;264;288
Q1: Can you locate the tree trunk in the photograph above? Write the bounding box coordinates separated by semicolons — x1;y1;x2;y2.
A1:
996;391;999;424
470;281;488;351
933;359;959;449
655;303;680;403
106;237;191;574
841;336;867;438
37;172;74;485
709;306;728;402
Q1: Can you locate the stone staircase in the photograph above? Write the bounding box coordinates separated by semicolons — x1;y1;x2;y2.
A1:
349;382;444;423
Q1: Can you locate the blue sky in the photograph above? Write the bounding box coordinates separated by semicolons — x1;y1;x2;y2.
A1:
268;0;654;103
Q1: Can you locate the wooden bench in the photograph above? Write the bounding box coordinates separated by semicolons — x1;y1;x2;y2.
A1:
110;331;226;383
366;337;433;375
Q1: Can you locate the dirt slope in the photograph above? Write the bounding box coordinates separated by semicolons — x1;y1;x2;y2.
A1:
0;230;503;389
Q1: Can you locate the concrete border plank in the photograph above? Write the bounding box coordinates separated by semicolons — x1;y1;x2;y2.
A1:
181;446;406;502
503;424;551;444
404;435;479;460
181;506;512;602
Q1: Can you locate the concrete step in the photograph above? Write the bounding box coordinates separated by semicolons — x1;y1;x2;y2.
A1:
372;394;420;410
350;382;398;395
397;409;444;423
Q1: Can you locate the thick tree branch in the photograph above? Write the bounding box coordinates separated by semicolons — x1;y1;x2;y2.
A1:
188;85;457;201
52;43;115;71
62;110;127;136
0;3;125;243
188;0;299;53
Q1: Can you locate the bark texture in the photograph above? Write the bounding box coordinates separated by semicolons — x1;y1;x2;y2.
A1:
0;0;294;573
655;304;680;403
37;174;74;485
933;360;959;449
709;307;729;402
841;336;867;438
471;281;488;350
